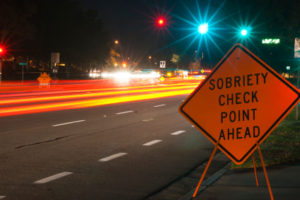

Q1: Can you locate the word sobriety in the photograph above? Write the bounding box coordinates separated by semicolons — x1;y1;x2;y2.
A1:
209;72;269;141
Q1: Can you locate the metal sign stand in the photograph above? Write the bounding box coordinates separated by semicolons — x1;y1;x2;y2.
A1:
256;144;274;200
192;142;218;198
252;154;259;187
192;144;274;200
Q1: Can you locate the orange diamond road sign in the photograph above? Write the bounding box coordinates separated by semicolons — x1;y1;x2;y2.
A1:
180;44;300;165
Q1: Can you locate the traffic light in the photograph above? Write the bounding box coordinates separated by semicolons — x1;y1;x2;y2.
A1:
238;27;251;38
157;17;166;27
240;29;248;36
0;46;4;55
198;23;208;34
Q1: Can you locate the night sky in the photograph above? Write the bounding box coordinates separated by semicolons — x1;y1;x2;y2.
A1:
77;0;262;67
77;0;298;69
80;0;183;64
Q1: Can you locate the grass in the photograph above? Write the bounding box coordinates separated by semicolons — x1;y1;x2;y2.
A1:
232;106;300;169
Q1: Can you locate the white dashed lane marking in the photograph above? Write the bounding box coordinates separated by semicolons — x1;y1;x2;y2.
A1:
142;118;154;122
153;104;166;108
143;140;162;146
171;130;186;135
115;110;134;115
34;172;73;184
52;120;85;127
99;152;128;162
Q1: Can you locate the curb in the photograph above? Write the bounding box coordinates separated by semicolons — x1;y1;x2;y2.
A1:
179;163;230;200
145;152;230;200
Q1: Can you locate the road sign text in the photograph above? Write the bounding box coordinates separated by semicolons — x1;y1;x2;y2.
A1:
179;44;300;164
208;72;268;90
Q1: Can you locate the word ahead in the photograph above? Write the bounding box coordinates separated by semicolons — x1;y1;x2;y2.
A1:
180;44;300;165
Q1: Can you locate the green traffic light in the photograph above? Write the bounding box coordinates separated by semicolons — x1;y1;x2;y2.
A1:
198;23;208;34
241;29;247;36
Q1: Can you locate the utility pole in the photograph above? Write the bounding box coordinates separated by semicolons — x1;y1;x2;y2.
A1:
296;66;299;120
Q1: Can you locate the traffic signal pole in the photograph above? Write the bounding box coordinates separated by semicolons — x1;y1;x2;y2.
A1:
0;46;5;83
297;66;300;120
0;56;2;82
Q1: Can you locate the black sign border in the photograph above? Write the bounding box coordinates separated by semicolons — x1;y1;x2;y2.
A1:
180;44;300;164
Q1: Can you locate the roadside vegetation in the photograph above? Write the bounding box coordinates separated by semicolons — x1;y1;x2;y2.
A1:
232;107;300;169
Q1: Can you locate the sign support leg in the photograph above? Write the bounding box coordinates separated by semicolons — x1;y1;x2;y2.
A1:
257;145;274;200
193;143;218;198
252;154;259;187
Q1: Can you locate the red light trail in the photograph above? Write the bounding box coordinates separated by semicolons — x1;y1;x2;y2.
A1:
0;78;202;117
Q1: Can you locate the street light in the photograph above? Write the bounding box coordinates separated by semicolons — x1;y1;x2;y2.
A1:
286;66;291;79
114;40;119;45
198;23;208;34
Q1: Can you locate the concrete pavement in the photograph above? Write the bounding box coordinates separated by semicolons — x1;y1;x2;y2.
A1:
146;150;300;200
193;162;300;200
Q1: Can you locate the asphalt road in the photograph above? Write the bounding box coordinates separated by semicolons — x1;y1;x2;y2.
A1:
0;94;213;200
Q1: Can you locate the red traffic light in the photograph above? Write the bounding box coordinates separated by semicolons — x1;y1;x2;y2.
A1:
0;46;5;55
157;17;165;27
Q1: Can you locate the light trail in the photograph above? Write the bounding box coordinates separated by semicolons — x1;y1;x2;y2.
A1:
0;84;198;105
0;88;194;117
0;81;197;98
0;78;203;117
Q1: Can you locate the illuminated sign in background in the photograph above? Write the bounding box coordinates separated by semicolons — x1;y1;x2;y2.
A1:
262;38;280;44
295;37;300;58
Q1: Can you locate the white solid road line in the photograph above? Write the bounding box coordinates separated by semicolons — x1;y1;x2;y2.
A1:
115;110;134;115
171;130;186;135
99;152;128;162
143;139;162;146
0;196;6;199
153;104;166;108
34;172;73;184
52;120;85;127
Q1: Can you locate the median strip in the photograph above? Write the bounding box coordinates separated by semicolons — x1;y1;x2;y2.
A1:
143;140;162;146
34;172;73;184
52;120;85;127
171;130;186;135
99;152;128;162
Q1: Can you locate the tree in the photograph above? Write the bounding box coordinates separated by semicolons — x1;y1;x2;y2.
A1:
28;0;110;69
